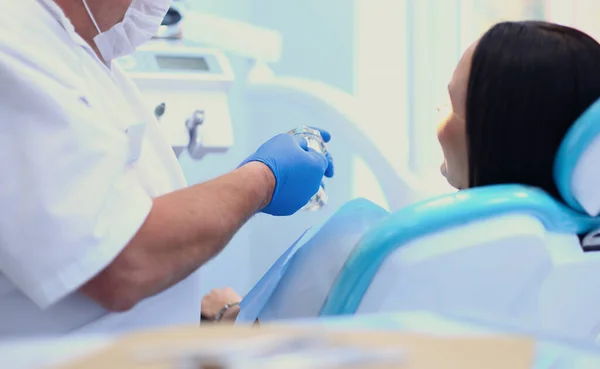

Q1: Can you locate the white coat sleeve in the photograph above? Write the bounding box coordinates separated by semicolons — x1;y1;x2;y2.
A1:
0;53;153;309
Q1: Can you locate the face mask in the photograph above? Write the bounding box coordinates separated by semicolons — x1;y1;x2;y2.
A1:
82;0;172;61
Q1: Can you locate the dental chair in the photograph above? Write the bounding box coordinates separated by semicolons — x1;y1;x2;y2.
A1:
238;98;600;341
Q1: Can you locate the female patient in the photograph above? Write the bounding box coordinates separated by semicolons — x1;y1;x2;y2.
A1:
201;21;600;322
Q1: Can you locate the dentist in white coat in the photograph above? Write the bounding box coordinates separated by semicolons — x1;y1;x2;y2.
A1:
0;0;334;337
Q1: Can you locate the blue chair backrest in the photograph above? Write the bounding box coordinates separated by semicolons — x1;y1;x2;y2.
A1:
555;97;600;217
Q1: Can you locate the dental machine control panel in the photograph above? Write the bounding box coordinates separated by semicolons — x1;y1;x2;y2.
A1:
116;42;235;159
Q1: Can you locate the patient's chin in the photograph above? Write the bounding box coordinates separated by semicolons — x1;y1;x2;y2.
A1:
440;162;463;190
445;175;461;190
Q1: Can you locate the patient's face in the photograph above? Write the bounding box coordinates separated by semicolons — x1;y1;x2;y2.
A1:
437;41;476;190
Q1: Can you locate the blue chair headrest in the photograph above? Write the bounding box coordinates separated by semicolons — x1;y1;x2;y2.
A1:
555;97;600;217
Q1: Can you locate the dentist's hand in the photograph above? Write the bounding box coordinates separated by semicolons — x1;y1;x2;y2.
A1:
239;128;334;216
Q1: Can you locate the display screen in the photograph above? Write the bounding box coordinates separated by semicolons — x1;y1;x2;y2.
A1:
156;56;210;71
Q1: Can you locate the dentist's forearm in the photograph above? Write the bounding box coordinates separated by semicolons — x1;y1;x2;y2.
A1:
81;162;274;311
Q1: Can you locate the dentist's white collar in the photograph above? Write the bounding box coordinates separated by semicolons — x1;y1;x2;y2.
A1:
36;0;111;67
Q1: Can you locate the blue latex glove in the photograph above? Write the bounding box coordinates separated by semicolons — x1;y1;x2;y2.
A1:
312;127;335;178
239;128;334;216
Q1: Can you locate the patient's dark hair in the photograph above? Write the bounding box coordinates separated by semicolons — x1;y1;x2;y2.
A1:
466;21;600;199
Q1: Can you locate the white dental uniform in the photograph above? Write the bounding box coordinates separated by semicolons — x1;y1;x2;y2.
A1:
0;0;201;337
